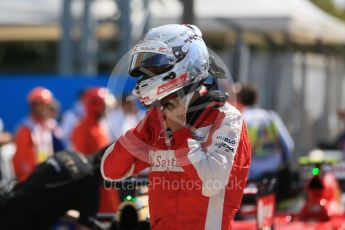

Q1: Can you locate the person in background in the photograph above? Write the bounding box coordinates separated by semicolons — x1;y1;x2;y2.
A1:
107;93;144;140
60;90;86;150
12;87;64;182
0;118;12;147
0;117;14;184
71;87;110;156
237;84;294;181
71;87;119;214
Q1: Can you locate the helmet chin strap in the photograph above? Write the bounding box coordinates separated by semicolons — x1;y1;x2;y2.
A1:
177;79;205;107
182;92;195;108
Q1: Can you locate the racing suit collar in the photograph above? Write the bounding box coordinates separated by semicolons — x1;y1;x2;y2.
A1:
186;82;228;127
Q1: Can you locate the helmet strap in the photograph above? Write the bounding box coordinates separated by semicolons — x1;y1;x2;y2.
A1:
182;92;195;108
178;80;203;107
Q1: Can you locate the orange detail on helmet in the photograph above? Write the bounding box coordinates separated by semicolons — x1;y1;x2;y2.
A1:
27;87;54;105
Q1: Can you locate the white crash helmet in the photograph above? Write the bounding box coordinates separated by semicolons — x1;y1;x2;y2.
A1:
128;24;210;106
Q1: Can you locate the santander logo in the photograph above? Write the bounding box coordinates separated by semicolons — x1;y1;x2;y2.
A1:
150;155;181;168
149;150;183;172
156;73;188;96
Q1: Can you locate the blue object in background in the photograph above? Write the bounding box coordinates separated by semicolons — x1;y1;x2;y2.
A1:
0;74;136;133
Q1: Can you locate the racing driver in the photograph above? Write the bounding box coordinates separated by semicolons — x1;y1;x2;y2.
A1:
101;24;251;230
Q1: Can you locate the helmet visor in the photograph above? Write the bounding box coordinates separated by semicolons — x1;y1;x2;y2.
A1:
128;52;174;77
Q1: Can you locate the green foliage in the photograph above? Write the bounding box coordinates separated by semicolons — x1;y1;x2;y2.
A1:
310;0;345;21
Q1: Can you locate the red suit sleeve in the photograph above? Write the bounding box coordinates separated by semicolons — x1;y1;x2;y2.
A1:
12;126;37;182
101;112;152;180
173;108;251;197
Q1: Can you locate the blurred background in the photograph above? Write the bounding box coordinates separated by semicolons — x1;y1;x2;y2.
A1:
1;0;345;156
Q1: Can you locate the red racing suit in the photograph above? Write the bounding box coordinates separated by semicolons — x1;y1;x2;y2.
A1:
101;101;251;230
